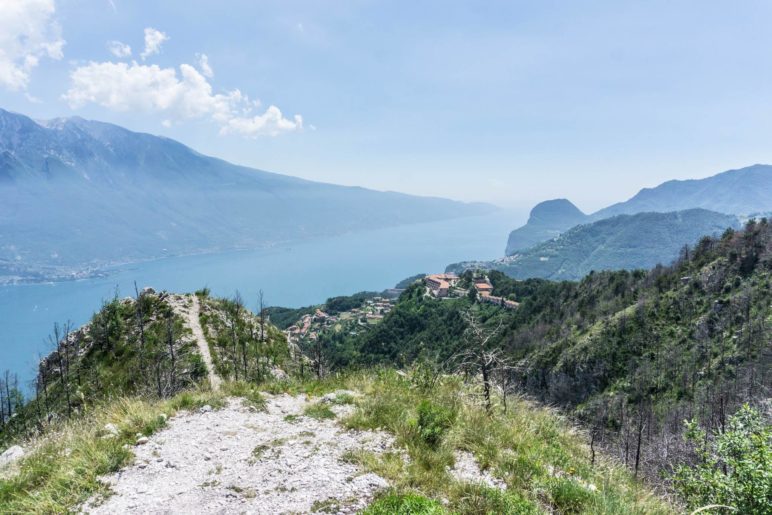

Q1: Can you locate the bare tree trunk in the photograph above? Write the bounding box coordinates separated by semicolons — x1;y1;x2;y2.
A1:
258;289;266;342
634;408;645;477
134;282;147;381
167;315;177;392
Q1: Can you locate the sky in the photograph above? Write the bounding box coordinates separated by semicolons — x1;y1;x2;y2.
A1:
1;0;772;212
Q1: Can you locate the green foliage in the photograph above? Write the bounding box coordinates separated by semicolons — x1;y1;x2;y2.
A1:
303;403;336;420
672;405;772;514
345;368;671;514
413;399;456;449
199;295;289;383
361;491;447;514
450;483;539;514
549;477;598;514
324;291;379;315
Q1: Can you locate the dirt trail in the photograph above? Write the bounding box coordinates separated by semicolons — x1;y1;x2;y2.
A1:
82;395;393;514
168;294;222;391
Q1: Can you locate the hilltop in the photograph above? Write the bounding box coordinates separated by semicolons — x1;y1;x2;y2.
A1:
506;199;589;255
0;108;492;283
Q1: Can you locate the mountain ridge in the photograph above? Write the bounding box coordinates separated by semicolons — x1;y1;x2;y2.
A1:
0;109;493;283
504;164;772;256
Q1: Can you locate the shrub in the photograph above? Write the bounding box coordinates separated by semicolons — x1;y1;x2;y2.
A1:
671;405;772;514
548;477;596;514
450;483;539;514
414;400;456;449
362;491;447;514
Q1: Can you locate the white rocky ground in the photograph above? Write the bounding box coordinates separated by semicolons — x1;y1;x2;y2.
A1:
166;294;222;391
83;394;393;514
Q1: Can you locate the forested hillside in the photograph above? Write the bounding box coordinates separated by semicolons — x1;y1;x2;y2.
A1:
306;219;771;502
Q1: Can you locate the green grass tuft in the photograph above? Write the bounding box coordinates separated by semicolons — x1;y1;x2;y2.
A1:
361;491;447;514
303;403;336;420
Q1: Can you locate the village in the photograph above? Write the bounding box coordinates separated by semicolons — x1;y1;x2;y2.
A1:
283;296;396;345
284;272;518;345
424;272;520;309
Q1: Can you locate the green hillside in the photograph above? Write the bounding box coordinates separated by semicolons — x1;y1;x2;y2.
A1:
451;209;739;280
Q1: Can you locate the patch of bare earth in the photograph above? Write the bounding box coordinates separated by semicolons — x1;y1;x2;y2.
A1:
82;395;394;514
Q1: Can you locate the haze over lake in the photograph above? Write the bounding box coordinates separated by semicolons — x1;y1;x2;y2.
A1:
0;211;519;385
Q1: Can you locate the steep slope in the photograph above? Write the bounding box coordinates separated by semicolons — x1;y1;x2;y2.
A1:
0;109;492;282
451;209;739;280
505;199;589;255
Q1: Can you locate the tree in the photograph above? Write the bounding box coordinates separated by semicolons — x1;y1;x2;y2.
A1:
672;405;772;514
459;309;504;414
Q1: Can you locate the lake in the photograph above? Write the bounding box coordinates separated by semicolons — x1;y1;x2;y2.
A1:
0;210;521;386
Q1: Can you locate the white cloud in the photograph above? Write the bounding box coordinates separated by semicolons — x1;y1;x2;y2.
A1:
63;60;302;137
141;27;168;60
196;53;213;78
0;0;65;91
107;40;132;58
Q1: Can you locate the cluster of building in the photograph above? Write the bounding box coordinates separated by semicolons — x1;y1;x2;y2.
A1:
473;276;520;309
284;296;395;344
425;273;463;297
424;272;519;310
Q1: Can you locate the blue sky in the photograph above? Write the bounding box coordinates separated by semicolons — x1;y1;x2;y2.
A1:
2;1;772;211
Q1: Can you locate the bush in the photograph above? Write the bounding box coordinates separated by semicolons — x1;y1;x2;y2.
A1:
361;491;447;514
450;483;539;514
548;477;596;514
414;400;456;449
671;405;772;514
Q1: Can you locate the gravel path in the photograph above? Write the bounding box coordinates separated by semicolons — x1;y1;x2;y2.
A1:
168;294;222;391
83;395;394;514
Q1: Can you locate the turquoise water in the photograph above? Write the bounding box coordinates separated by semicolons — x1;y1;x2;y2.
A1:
0;211;520;386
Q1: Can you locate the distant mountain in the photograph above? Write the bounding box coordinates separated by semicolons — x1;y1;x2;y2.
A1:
449;209;739;280
0;109;492;282
594;165;772;219
505;199;588;255
504;165;772;256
